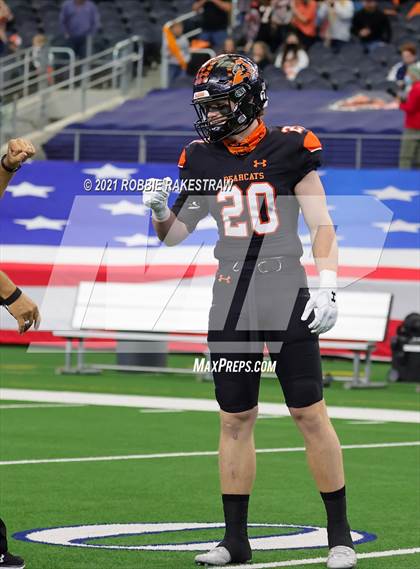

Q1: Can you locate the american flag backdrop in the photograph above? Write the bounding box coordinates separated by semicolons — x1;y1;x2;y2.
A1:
1;161;419;357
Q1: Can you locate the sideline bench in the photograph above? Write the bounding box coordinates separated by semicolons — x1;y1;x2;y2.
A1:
53;281;393;387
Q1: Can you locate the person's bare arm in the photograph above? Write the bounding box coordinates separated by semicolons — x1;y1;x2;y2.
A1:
0;271;41;334
295;170;338;273
0;138;36;197
193;0;206;11
295;170;338;334
152;211;190;246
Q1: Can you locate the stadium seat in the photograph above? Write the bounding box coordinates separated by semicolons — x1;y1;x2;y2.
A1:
174;0;196;14
368;79;396;92
355;58;380;79
295;68;327;89
121;5;149;20
316;61;344;80
295;69;332;90
171;75;194;88
266;75;295;91
261;64;284;80
337;42;366;58
308;42;329;57
329;68;360;90
370;44;398;66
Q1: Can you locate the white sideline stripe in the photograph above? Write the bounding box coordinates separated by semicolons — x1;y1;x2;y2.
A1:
0;403;87;410
1;389;419;424
347;420;388;425
139;409;183;414
234;547;420;568
0;441;418;467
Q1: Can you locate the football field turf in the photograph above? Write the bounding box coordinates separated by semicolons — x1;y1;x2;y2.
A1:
0;346;419;569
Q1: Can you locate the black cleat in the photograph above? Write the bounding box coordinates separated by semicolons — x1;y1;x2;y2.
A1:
0;553;25;569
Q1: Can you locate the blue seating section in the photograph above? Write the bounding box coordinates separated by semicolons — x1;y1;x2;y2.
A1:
43;88;404;167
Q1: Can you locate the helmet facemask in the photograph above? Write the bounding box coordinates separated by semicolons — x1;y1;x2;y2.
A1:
193;85;258;143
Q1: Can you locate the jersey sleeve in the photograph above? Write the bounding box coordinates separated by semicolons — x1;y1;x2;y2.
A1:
171;143;210;233
300;129;322;174
292;129;323;187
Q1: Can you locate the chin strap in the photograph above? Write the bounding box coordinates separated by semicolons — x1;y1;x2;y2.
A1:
222;119;267;155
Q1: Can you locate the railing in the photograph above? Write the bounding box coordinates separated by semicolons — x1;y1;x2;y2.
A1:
0;36;143;147
0;47;75;99
60;128;409;168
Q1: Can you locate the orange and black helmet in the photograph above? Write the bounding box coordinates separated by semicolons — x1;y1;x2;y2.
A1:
192;54;268;143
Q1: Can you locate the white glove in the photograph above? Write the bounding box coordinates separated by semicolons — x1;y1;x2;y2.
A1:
301;270;338;335
142;177;172;221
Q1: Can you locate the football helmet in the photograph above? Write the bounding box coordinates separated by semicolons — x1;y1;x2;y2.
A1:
192;54;268;143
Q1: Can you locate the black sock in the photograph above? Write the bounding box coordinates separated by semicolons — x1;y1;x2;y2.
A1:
220;494;252;562
0;518;8;554
320;486;354;549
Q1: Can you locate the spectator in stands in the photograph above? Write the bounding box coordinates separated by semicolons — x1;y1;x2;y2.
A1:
242;1;289;54
388;43;418;86
164;21;191;84
31;34;54;87
251;40;272;69
243;1;262;52
274;31;309;79
406;2;420;20
193;0;232;50
0;0;12;56
254;1;274;48
254;0;293;53
317;0;354;52
59;0;100;59
398;62;420;169
222;36;236;53
270;0;293;48
290;0;317;48
351;0;391;49
6;32;21;55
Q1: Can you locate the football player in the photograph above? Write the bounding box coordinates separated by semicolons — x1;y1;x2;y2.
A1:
0;138;39;569
143;54;357;569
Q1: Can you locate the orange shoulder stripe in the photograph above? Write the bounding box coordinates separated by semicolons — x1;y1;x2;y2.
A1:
178;148;187;168
303;130;322;153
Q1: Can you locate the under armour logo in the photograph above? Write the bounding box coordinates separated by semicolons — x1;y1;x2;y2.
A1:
0;554;4;563
253;159;267;168
331;291;336;303
218;274;231;284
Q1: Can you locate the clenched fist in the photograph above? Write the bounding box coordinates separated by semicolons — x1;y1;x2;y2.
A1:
142;177;172;221
6;292;41;334
3;138;36;170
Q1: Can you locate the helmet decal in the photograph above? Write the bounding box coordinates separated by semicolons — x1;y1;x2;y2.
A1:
232;57;256;85
194;57;219;85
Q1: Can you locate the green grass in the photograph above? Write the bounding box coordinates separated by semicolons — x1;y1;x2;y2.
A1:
1;346;419;410
0;346;419;568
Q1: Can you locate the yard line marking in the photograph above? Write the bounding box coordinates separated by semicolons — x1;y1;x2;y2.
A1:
0;441;418;467
1;388;419;423
0;404;87;410
234;547;420;568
